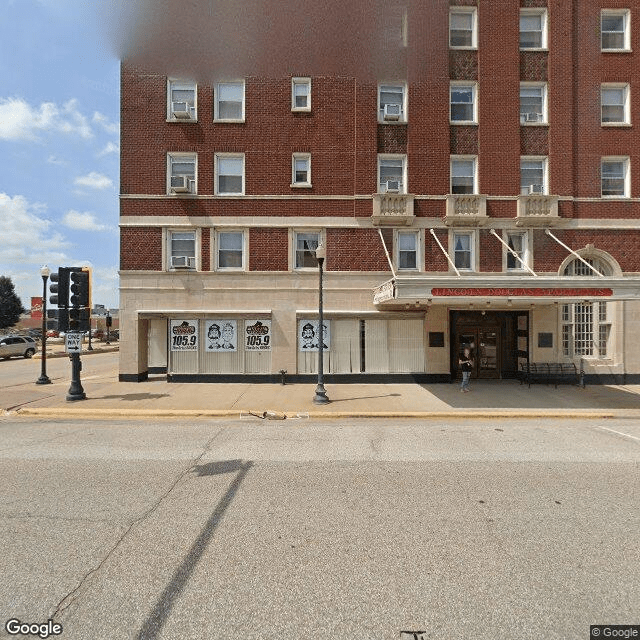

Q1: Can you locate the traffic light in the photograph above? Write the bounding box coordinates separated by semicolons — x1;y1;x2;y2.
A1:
49;268;70;308
68;307;90;332
69;268;91;309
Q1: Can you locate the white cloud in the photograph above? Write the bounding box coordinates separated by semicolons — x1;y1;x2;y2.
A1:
0;97;93;141
93;111;119;135
73;171;113;190
47;154;68;165
0;193;69;264
62;209;109;231
97;141;120;157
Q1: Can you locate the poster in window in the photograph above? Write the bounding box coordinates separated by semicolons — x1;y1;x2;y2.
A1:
170;319;198;351
245;320;271;351
518;336;528;352
205;319;237;352
518;315;528;331
298;319;331;351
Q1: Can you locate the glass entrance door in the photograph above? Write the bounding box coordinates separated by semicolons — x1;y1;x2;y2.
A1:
478;329;499;378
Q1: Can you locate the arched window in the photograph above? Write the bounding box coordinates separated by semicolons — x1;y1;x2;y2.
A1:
561;256;613;358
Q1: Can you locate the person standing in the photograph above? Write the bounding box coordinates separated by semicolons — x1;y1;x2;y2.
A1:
459;346;474;392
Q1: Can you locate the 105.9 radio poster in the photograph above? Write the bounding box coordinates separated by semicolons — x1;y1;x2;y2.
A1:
245;320;271;351
170;319;198;351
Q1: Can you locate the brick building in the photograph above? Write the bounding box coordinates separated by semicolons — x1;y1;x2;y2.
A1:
119;0;640;383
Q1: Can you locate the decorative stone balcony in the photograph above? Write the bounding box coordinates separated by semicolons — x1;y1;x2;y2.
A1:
516;194;559;226
372;193;415;226
444;194;487;226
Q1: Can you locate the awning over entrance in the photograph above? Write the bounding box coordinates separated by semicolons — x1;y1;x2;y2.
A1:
373;276;640;305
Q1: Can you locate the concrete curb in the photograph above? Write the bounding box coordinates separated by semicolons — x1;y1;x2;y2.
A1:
33;346;119;360
10;407;639;420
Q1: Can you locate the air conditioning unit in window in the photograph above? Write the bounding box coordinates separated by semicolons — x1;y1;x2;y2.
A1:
528;184;544;194
172;102;195;119
171;256;196;269
383;103;402;121
385;180;401;193
170;175;192;193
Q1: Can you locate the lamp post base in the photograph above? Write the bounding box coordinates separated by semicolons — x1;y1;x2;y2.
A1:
36;375;52;385
313;384;330;404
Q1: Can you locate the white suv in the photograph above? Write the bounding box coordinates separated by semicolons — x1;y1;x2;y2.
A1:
0;335;37;359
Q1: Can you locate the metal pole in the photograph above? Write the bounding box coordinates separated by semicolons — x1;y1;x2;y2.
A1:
429;228;461;276
87;313;93;351
36;273;51;385
313;250;330;404
66;347;86;401
105;313;111;345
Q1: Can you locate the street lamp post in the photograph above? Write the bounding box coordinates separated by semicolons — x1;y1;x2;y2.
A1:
36;265;52;385
313;244;330;404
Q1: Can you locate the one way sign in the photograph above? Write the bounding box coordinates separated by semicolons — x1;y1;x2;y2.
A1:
65;333;82;353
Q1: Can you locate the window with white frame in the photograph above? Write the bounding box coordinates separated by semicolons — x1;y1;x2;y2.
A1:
215;81;245;121
601;10;630;51
379;84;407;122
397;231;419;271
292;153;311;187
167;80;197;120
292;77;311;111
294;231;320;269
520;84;547;124
216;231;244;269
167;153;197;194
520;157;547;195
505;231;528;271
601;157;629;197
215;154;244;195
378;155;406;193
562;257;613;358
169;230;196;270
601;84;630;124
450;156;477;194
450;83;476;124
452;231;474;271
450;9;477;48
520;9;547;49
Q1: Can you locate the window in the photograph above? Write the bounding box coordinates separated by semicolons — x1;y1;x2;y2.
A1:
520;157;547;195
378;84;407;122
217;231;244;269
505;231;528;271
215;154;244;195
397;231;419;271
601;158;629;197
292;153;311;187
168;80;197;120
450;157;477;194
450;83;477;124
215;81;245;121
167;153;197;194
450;9;476;48
520;84;547;124
601;10;630;51
378;155;406;193
520;10;547;49
295;231;320;269
601;84;630;124
292;77;311;111
453;232;473;271
169;231;196;270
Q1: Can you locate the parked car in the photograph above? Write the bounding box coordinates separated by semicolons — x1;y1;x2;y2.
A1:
28;328;43;339
0;335;37;359
46;330;59;338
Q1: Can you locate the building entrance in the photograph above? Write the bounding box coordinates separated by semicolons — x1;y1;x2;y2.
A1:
450;310;529;380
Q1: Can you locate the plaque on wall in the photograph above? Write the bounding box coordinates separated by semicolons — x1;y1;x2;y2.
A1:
538;332;553;348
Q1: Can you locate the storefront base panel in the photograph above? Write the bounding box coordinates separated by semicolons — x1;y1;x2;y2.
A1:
119;372;149;382
167;373;452;384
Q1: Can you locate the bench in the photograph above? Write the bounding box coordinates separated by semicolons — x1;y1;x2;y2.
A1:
519;362;581;388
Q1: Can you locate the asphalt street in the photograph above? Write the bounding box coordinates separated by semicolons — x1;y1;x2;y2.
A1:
0;416;638;640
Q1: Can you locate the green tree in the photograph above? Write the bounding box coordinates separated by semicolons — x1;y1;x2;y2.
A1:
0;276;27;330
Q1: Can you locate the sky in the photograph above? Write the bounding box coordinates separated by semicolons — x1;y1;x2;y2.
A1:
0;0;120;311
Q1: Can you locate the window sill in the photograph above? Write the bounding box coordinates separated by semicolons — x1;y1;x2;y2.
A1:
519;47;549;52
600;196;630;200
167;118;198;123
213;119;246;124
521;122;549;127
449;46;477;51
601;122;632;127
167;192;198;196
291;183;312;188
377;119;408;125
292;107;312;113
450;121;478;126
214;192;245;197
601;49;632;53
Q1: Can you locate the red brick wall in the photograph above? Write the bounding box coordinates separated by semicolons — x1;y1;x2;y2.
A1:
201;228;210;271
120;227;162;270
249;228;289;271
425;228;449;272
326;229;390;271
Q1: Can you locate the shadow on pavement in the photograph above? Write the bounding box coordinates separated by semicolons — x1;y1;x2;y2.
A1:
136;460;253;640
329;392;402;404
92;393;170;402
422;380;640;410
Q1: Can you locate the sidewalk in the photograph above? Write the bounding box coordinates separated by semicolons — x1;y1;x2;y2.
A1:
7;368;640;419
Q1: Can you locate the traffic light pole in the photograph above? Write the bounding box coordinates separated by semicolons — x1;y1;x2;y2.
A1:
66;347;86;402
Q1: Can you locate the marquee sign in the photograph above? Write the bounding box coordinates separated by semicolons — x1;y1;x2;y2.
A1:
430;288;614;297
